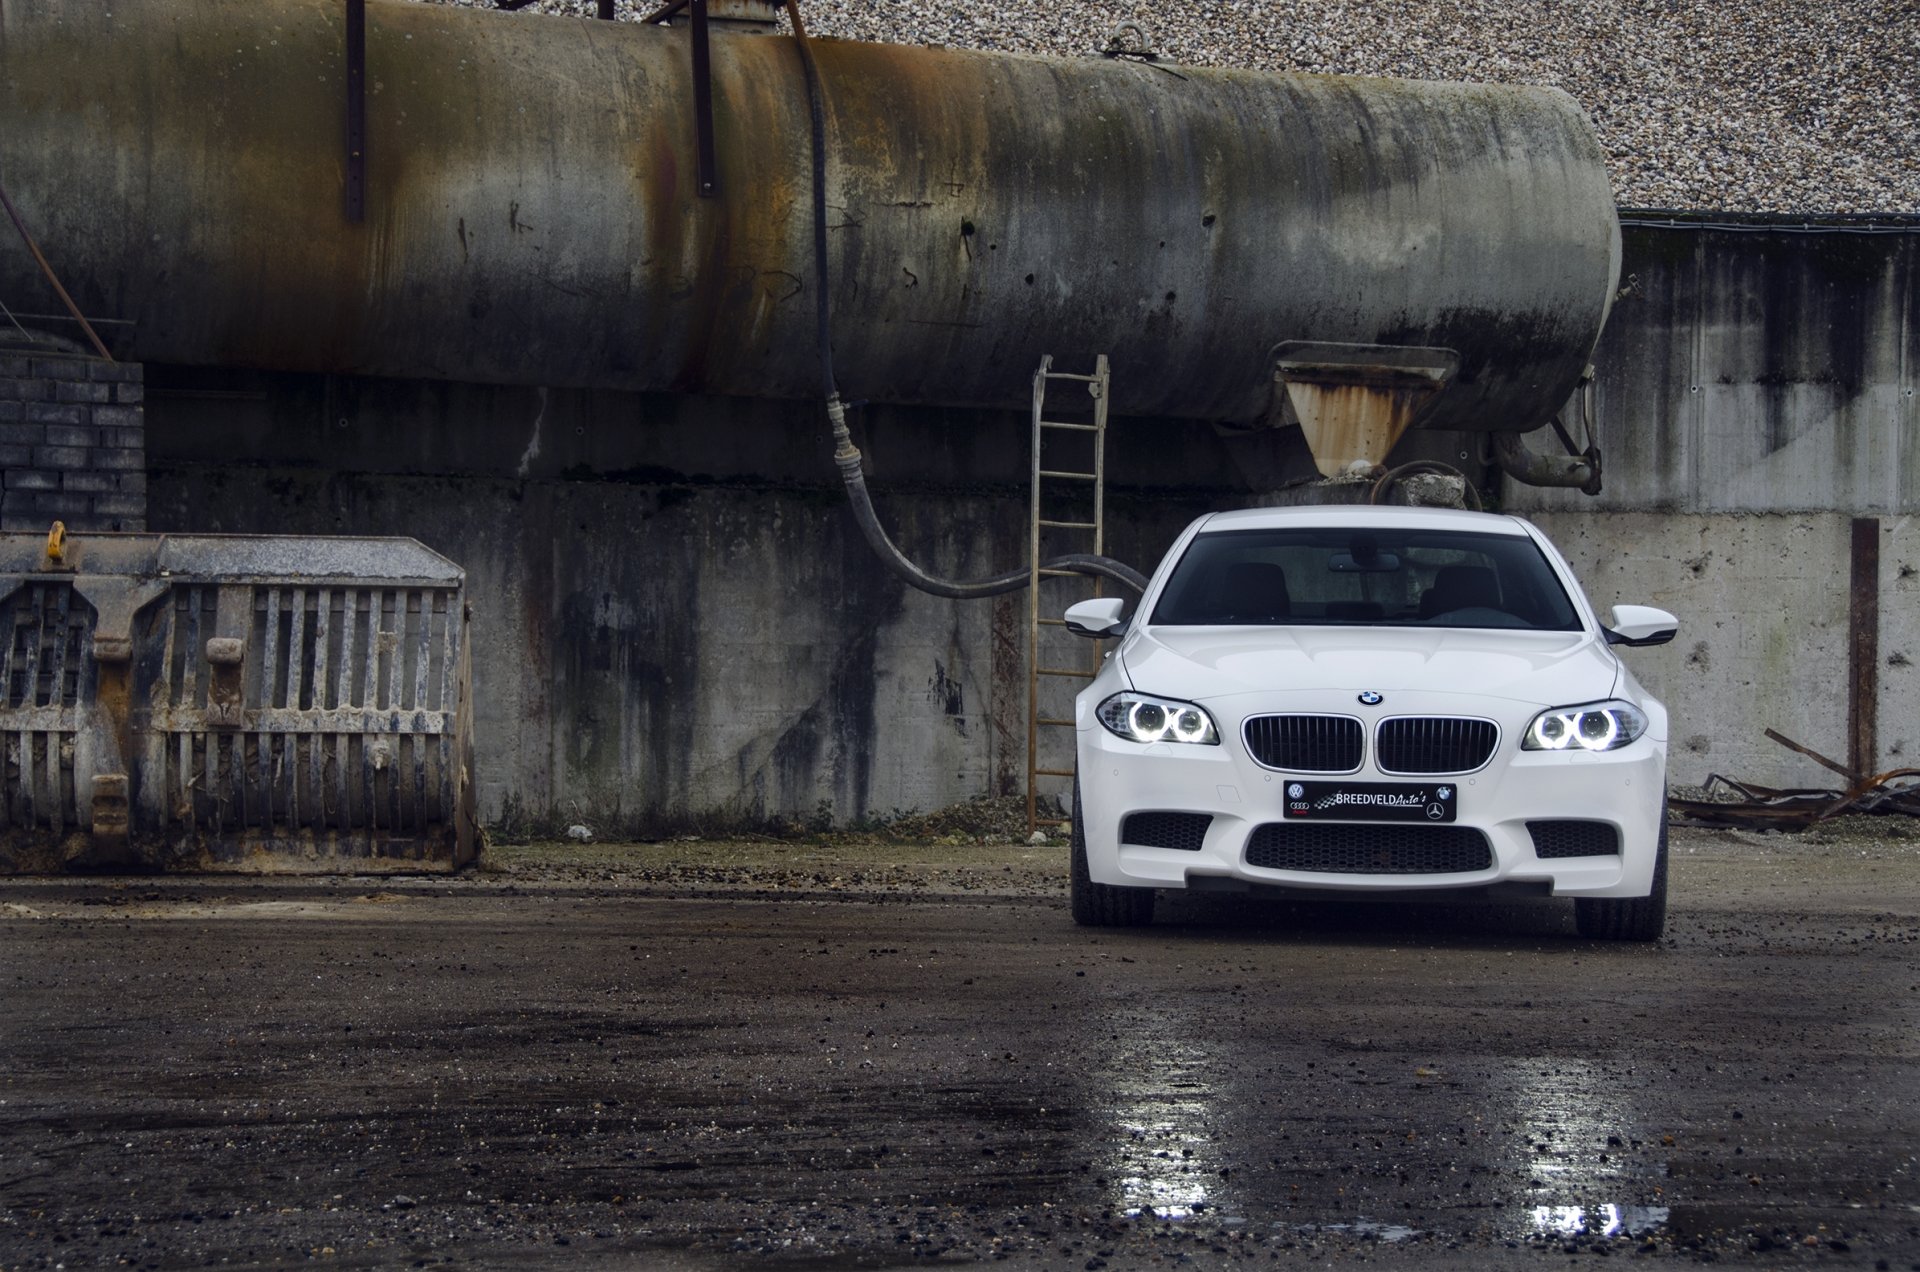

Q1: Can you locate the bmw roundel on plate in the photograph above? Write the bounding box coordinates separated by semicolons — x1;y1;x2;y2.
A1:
1063;506;1678;940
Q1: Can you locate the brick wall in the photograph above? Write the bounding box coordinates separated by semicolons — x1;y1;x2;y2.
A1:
0;352;146;532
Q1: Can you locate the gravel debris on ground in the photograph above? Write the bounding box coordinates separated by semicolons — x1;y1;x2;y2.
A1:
4;818;1917;1269
416;0;1919;214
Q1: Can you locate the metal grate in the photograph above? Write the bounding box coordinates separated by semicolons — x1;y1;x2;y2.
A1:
1528;820;1620;859
0;582;90;834
147;584;464;839
1375;717;1498;774
0;533;477;873
1245;823;1493;874
1120;811;1212;852
1243;714;1363;772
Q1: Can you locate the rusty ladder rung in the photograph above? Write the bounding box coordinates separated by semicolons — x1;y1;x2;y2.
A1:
1028;352;1111;838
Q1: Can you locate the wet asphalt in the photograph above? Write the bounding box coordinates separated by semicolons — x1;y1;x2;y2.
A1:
0;828;1916;1270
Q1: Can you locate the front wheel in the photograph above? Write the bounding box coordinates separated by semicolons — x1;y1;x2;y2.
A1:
1069;777;1154;927
1574;806;1669;941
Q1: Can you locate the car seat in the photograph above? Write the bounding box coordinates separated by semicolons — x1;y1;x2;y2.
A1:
1219;561;1290;623
1419;564;1501;617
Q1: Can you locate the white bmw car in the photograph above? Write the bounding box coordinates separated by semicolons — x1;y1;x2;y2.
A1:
1064;505;1678;940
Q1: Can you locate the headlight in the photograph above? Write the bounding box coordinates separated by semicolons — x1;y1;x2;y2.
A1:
1096;692;1220;745
1522;700;1648;752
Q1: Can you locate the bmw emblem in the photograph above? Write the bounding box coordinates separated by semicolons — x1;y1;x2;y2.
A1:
1357;690;1384;706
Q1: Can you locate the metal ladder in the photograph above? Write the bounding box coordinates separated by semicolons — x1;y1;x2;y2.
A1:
1027;354;1111;833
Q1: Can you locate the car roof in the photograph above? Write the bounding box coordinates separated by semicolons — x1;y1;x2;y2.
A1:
1194;505;1534;536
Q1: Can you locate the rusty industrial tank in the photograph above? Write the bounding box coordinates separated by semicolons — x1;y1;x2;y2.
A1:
0;0;1619;443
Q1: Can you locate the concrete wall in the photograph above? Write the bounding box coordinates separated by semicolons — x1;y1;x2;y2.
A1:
1509;217;1920;787
143;373;1329;831
1519;512;1917;787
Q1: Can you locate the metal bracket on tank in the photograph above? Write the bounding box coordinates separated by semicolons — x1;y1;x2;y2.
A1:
644;0;750;197
1268;342;1459;479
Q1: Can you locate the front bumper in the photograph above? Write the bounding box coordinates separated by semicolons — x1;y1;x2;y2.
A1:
1076;705;1667;899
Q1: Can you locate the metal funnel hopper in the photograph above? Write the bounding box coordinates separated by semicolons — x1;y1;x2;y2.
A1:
1272;343;1460;477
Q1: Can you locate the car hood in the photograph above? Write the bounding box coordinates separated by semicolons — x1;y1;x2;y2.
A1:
1120;624;1619;707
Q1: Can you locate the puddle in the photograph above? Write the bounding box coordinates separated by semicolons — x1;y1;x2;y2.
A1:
1530;1203;1669;1239
1092;1025;1233;1223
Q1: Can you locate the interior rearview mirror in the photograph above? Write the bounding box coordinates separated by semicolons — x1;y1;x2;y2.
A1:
1328;551;1401;573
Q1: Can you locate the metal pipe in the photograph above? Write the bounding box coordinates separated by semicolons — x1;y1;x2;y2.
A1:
0;0;1620;432
344;0;368;223
0;177;113;361
1490;430;1599;490
784;2;1145;598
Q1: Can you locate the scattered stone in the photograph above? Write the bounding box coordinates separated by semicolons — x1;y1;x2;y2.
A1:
412;0;1918;214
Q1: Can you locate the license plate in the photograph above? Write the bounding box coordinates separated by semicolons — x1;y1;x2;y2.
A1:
1282;781;1458;823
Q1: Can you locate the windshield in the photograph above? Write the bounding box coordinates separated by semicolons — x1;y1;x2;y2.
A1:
1149;527;1583;631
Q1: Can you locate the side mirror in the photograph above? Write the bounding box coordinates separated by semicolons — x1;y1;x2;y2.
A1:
1604;604;1678;647
1064;597;1128;639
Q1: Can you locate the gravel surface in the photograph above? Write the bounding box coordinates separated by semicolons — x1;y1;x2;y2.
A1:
416;0;1919;215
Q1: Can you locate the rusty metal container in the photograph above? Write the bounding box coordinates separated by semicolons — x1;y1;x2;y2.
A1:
0;0;1618;436
0;529;476;873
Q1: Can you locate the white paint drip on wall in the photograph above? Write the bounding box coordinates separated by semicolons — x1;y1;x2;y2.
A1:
516;385;547;478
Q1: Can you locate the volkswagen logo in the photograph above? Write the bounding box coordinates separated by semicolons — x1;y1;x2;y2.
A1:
1357;690;1383;706
1288;783;1305;799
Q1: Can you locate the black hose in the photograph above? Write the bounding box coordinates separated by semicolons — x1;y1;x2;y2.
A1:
783;3;1147;599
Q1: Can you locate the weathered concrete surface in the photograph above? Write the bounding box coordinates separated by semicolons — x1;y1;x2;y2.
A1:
1521;512;1920;788
142;371;1374;831
1509;219;1919;516
147;455;1214;832
1;824;1917;1268
1509;221;1920;789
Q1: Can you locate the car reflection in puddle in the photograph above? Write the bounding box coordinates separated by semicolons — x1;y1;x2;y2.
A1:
1094;1026;1233;1221
1532;1203;1670;1239
1499;1054;1671;1245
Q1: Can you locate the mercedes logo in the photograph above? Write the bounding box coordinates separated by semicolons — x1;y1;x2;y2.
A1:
1357;690;1383;706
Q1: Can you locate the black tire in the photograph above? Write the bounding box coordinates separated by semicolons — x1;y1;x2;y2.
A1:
1069;777;1154;927
1575;805;1669;941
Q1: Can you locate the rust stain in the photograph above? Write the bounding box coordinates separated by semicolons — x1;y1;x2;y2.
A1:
1287;381;1440;477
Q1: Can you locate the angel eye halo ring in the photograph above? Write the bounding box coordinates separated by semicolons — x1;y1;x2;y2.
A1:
1522;700;1648;753
1097;692;1220;746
